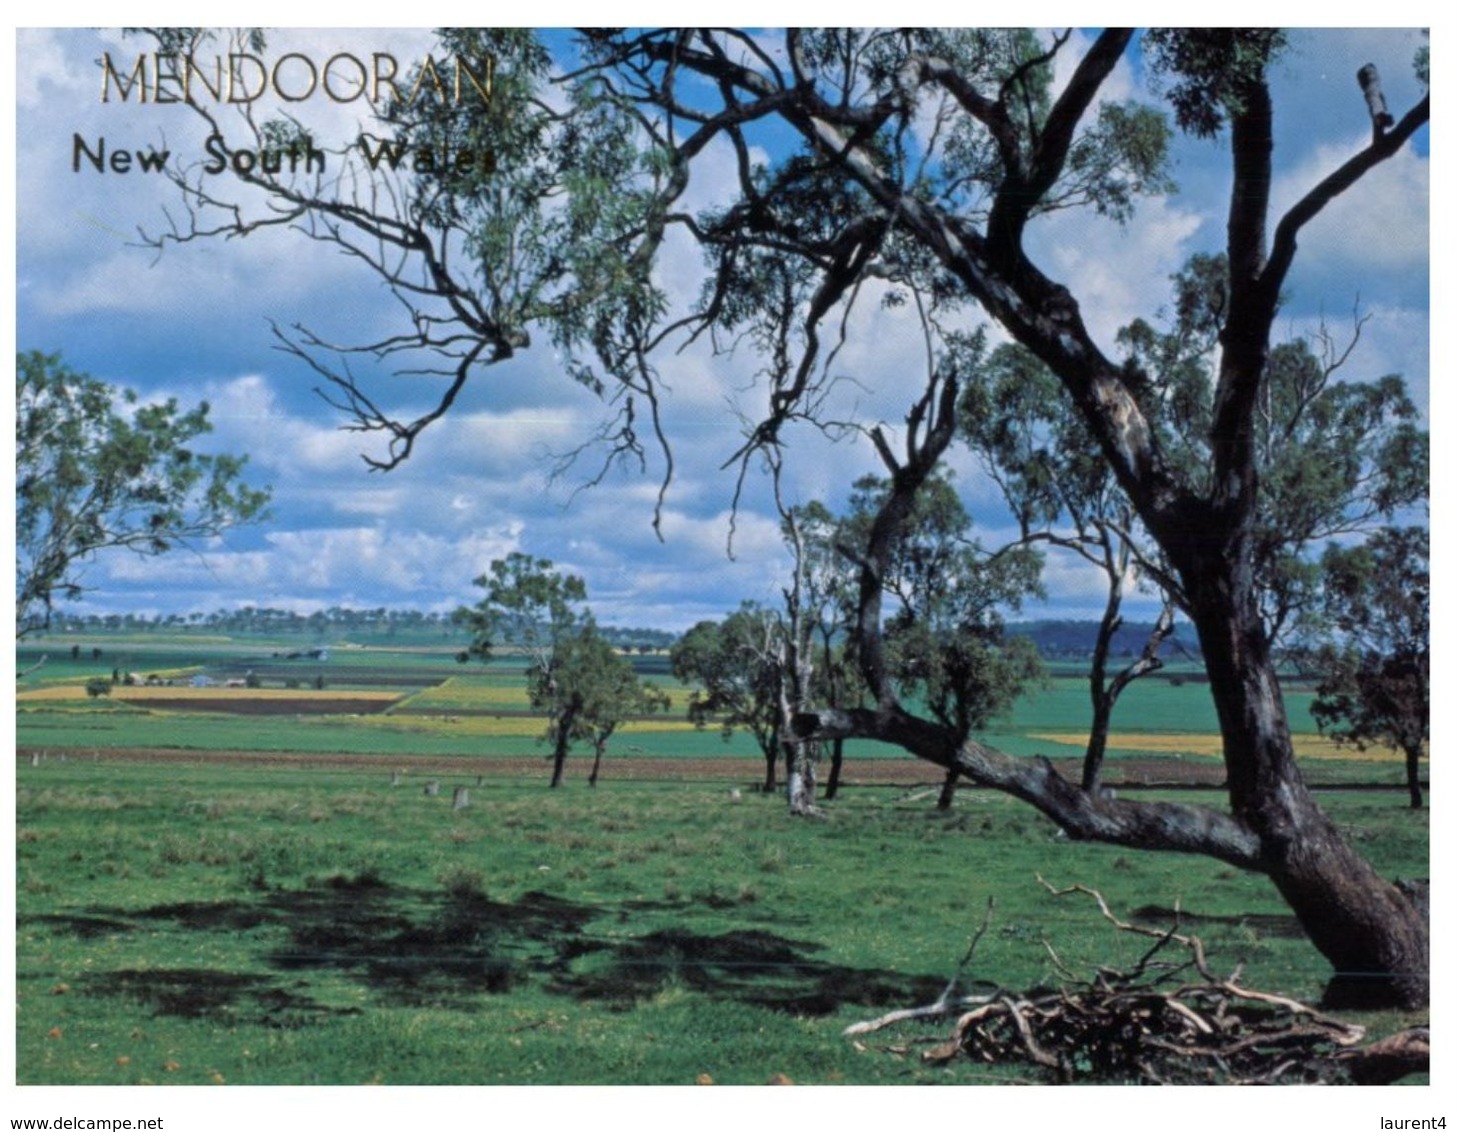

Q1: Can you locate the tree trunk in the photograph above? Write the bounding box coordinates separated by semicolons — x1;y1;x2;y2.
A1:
823;738;844;800
787;739;820;816
1186;576;1429;1008
1404;743;1423;809
549;731;570;788
1081;714;1109;796
761;738;778;793
588;740;605;787
937;767;957;810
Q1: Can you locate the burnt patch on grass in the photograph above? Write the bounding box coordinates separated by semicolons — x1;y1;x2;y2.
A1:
34;881;947;1022
263;884;600;1009
23;912;137;938
134;900;270;932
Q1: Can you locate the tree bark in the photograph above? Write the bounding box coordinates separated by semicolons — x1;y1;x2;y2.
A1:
1082;588;1120;795
1179;560;1429;1008
823;738;845;800
1404;743;1423;809
786;740;820;816
548;710;575;789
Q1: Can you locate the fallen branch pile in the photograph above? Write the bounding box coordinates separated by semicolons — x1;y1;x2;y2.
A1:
846;879;1428;1085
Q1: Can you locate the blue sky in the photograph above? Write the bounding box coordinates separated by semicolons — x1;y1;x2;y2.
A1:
15;28;1431;632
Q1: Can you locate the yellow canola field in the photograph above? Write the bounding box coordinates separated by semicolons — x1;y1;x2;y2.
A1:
1029;731;1409;762
399;678;688;712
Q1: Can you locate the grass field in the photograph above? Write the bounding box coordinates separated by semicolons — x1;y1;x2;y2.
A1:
14;761;1428;1086
13;634;1430;1085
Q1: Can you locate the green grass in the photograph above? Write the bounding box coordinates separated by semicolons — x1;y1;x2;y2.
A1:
14;760;1428;1085
14;637;1427;1084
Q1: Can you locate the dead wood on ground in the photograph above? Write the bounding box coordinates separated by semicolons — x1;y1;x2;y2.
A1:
846;878;1428;1084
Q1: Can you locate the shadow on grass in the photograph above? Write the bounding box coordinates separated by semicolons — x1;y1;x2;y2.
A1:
553;926;946;1014
84;968;348;1028
31;873;942;1023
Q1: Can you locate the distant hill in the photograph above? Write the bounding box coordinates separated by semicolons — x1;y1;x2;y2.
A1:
1006;619;1202;663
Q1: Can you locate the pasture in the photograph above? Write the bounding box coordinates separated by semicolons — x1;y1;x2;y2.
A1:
13;636;1430;1084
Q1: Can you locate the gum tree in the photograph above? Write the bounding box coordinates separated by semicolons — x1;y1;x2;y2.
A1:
16;350;270;640
456;553;661;788
670;605;785;793
573;28;1430;1006
1305;528;1429;809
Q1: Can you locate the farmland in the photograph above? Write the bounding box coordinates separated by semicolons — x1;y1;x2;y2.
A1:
13;634;1430;1085
13;636;1414;786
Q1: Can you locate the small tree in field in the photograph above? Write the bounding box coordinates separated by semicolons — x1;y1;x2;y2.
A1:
566;630;671;786
670;606;785;793
456;554;660;787
1305;527;1428;808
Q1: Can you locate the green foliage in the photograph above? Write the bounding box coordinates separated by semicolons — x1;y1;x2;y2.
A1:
1143;29;1289;137
1305;528;1428;780
15;351;270;637
844;470;1045;740
454;552;588;662
376;28;675;414
670;606;783;758
537;624;670;780
958;333;1122;538
455;554;663;783
1113;255;1428;641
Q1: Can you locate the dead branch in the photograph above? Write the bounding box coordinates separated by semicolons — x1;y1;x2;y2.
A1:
847;879;1421;1084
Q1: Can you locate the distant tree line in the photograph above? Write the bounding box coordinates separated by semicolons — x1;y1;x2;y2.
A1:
39;604;680;651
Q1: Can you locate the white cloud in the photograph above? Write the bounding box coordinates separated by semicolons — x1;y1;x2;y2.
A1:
1028;196;1206;346
1272;134;1429;308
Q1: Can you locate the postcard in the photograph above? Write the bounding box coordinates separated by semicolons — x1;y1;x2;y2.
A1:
11;25;1436;1125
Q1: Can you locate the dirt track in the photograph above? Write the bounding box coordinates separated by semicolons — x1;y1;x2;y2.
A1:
14;746;1230;788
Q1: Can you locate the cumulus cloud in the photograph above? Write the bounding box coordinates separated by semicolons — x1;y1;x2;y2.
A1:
1028;196;1206;345
1272;135;1429;313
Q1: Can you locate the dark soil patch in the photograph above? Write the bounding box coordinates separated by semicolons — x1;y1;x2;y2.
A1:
117;696;398;715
